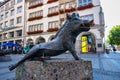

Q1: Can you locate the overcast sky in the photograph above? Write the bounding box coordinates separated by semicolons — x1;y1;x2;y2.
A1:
0;0;2;1
100;0;120;38
100;0;120;27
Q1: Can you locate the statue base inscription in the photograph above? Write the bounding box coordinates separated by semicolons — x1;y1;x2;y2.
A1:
16;59;93;80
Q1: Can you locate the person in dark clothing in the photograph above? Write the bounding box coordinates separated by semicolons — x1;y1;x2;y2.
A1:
30;42;34;49
111;45;116;53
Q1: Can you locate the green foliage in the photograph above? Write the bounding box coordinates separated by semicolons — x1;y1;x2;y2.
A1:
107;25;120;45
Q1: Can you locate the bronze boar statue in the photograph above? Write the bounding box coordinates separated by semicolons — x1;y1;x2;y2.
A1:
9;13;93;71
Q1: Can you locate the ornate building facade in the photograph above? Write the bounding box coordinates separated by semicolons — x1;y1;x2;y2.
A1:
0;0;105;53
0;0;25;45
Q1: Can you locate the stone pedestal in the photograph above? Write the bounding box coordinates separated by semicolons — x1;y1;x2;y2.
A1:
16;59;93;80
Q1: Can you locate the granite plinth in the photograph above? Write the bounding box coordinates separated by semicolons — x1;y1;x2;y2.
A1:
0;55;12;62
16;59;93;80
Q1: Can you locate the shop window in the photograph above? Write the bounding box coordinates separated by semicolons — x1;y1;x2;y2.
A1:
98;43;102;47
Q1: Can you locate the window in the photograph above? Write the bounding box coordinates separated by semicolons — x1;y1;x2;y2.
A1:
35;10;43;16
3;33;7;39
88;0;92;4
9;32;14;38
11;0;15;8
78;0;92;6
5;21;8;27
34;25;37;31
29;23;43;32
10;19;14;25
16;30;22;36
17;16;22;24
1;6;4;12
29;25;34;32
59;4;64;10
81;14;93;20
11;9;15;16
5;12;8;18
17;6;22;13
78;0;82;6
98;44;102;47
37;24;43;30
5;3;9;11
48;21;58;28
1;15;4;20
29;10;43;18
29;0;43;6
48;6;58;14
83;0;87;6
0;23;3;28
65;2;75;9
17;0;22;3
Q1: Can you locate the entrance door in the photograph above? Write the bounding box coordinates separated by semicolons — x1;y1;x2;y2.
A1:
81;34;96;53
81;36;88;53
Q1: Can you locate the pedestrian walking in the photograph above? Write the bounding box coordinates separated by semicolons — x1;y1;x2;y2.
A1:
111;45;116;53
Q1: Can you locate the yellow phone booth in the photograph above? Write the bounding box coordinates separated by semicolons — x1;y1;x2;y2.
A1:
81;36;88;53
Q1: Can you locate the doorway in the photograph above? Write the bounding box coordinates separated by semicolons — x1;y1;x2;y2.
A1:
81;34;96;53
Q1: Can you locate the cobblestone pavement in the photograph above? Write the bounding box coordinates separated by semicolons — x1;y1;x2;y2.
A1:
0;51;120;80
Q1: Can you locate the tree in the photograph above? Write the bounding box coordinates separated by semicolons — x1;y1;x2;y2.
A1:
107;25;120;45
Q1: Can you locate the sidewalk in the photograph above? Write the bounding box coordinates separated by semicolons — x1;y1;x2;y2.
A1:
0;52;120;80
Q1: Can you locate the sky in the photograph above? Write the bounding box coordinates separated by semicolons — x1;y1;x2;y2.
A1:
100;0;120;39
0;0;3;2
100;0;120;27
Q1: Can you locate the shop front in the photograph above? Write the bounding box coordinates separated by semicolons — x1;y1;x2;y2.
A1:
81;34;96;53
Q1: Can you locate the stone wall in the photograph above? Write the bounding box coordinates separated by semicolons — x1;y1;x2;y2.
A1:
16;60;93;80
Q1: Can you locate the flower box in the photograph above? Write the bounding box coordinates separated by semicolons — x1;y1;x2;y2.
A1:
28;3;43;9
86;3;94;8
77;3;94;10
59;9;64;14
77;6;86;10
47;12;59;17
27;30;43;35
65;8;76;12
28;16;43;21
47;27;59;32
47;0;58;4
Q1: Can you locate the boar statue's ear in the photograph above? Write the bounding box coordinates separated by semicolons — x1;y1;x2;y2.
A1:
66;14;72;20
89;20;94;26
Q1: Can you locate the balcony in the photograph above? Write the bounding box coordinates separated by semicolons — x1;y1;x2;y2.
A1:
47;12;59;17
77;3;94;10
28;16;43;21
47;27;59;32
28;3;43;9
47;0;58;4
27;30;43;35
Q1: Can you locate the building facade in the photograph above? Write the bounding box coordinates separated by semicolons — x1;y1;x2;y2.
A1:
25;0;105;53
0;0;25;46
0;0;105;53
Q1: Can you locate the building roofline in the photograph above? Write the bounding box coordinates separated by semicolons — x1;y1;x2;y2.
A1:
0;0;9;7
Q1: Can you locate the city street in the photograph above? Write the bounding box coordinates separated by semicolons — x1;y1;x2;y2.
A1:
0;51;120;80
